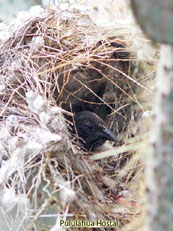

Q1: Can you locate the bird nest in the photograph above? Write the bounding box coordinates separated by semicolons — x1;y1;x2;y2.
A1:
0;5;155;231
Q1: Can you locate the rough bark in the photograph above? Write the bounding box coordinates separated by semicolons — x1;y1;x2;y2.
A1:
147;44;173;231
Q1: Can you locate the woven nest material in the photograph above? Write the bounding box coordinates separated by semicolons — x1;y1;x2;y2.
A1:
0;5;156;231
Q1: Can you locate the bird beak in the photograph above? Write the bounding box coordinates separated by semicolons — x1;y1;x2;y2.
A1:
102;125;119;142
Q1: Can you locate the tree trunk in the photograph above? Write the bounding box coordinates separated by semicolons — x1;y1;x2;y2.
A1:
147;44;173;231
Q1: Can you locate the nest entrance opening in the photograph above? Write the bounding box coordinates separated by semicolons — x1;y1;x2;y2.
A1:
55;39;134;136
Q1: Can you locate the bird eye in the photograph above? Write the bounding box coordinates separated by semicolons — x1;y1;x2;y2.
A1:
87;123;94;131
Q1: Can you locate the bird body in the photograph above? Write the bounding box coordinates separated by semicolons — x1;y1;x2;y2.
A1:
72;111;118;151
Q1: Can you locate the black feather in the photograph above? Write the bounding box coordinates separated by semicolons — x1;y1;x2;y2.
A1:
71;111;118;151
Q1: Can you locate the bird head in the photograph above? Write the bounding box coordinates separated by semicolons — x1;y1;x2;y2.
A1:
73;111;118;151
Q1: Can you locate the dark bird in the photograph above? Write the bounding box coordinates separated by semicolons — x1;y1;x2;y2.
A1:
71;111;118;151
